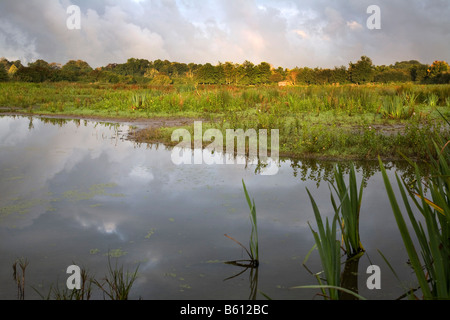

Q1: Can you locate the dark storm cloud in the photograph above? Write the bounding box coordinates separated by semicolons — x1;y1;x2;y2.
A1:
0;0;448;68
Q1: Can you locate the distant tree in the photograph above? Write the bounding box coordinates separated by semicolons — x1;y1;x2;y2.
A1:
393;60;422;70
196;63;223;84
374;68;411;83
348;56;375;84
152;74;172;85
427;60;449;78
410;64;429;82
62;60;93;74
29;59;51;69
253;62;272;84
144;68;159;80
315;68;332;85
0;57;8;71
14;66;52;82
296;67;315;85
239;60;256;85
269;71;284;83
59;60;93;82
286;68;300;85
329;66;348;84
8;65;19;77
0;65;8;82
424;61;450;84
222;62;237;85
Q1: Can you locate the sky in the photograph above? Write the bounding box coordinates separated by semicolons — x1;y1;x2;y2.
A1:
0;0;449;69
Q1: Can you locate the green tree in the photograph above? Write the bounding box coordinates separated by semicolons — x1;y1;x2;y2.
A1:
222;62;237;85
62;60;93;74
427;61;449;78
239;60;255;85
60;60;93;81
348;56;375;84
410;64;428;82
14;66;52;82
253;62;272;84
374;68;410;83
0;64;8;82
329;66;348;84
29;59;51;69
196;63;224;84
296;67;315;85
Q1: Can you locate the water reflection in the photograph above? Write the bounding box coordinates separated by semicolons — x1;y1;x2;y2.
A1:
0;115;421;300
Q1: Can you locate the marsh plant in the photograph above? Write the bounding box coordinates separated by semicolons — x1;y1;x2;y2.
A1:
330;163;365;257
93;257;140;300
298;163;366;300
36;267;95;300
379;134;450;299
12;257;29;300
304;189;342;300
225;180;259;268
16;257;139;300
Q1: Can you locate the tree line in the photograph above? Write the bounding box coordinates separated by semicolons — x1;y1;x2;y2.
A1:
1;56;449;85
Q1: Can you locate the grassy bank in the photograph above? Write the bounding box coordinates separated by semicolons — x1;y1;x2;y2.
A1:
1;82;449;160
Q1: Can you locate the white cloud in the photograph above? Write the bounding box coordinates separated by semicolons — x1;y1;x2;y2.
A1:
0;0;448;68
347;20;363;30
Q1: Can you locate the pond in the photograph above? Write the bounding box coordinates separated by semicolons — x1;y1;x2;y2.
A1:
0;115;421;300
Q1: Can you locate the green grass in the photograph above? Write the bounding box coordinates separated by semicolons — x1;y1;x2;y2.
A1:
1;82;449;160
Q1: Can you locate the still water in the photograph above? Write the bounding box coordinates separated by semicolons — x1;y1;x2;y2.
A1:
0;115;420;300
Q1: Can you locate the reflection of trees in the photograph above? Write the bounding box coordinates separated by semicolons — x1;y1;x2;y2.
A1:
20;114;428;186
22;116;125;140
287;158;426;189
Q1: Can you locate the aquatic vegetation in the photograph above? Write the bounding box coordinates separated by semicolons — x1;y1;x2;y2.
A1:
36;267;95;300
30;259;139;300
330;163;365;257
93;257;139;300
12;258;29;300
62;183;125;202
104;248;127;258
144;228;156;239
304;188;342;300
379;135;450;299
381;95;414;120
225;180;259;268
299;163;367;300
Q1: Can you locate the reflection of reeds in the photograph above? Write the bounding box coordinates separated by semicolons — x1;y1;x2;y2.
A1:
12;257;29;300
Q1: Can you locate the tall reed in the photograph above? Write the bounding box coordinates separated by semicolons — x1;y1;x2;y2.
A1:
225;180;259;268
12;258;29;300
305;188;342;300
93;256;140;300
330;163;365;257
379;131;450;299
